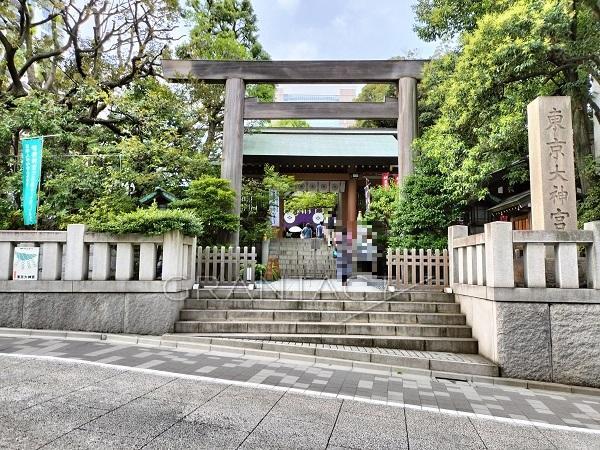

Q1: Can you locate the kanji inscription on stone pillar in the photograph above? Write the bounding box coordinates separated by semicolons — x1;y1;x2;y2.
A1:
527;96;578;231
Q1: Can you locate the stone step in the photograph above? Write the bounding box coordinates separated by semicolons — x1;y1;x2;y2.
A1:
161;334;498;377
174;321;473;338
184;298;461;313
190;289;454;302
169;333;479;353
179;309;466;325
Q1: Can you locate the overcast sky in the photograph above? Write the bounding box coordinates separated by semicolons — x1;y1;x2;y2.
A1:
251;0;437;60
249;0;437;111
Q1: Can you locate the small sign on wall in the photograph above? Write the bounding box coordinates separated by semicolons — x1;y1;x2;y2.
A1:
13;247;40;280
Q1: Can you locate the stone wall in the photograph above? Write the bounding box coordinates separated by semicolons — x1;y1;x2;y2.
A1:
269;239;335;278
455;289;600;388
0;292;184;335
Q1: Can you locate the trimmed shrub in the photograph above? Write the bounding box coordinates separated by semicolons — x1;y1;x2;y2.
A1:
89;205;203;236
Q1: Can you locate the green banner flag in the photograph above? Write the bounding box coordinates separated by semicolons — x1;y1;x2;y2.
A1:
21;136;43;225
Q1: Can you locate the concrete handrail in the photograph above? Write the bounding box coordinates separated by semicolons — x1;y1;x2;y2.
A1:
0;224;197;286
448;221;600;290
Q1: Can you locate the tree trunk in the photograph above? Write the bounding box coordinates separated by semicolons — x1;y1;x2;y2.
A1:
572;93;593;194
204;118;217;157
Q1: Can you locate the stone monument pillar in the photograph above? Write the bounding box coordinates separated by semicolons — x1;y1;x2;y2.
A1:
221;78;245;245
527;96;577;231
397;77;417;183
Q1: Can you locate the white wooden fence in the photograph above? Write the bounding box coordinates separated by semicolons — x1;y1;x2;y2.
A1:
387;248;449;288
197;246;257;284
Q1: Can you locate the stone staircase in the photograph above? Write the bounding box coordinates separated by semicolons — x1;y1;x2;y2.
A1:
269;238;335;278
172;287;499;377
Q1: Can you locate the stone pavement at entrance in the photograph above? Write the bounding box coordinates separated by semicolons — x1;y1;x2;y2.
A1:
1;336;600;449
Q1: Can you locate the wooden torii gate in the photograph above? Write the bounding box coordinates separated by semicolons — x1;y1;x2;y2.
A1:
162;59;427;245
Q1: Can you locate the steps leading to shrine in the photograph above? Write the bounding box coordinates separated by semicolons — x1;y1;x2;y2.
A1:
176;287;479;353
171;286;498;376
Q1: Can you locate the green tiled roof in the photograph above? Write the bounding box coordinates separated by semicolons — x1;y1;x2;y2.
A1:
243;129;398;158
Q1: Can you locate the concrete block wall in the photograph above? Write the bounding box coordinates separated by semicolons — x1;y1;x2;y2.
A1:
455;292;600;388
0;292;184;335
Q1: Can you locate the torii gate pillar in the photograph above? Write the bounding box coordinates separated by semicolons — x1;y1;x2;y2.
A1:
397;77;418;182
221;78;245;246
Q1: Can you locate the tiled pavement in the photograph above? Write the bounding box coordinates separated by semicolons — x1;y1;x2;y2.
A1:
1;336;600;449
203;338;492;363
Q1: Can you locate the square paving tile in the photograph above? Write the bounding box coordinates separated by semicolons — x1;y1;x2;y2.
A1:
142;379;227;405
82;397;196;439
267;392;341;425
406;409;485;449
240;416;332;450
469;417;557;449
184;385;283;432
328;410;408;449
42;429;146;450
144;420;248;449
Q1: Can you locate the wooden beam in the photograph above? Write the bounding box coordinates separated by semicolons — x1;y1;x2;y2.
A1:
162;59;427;83
244;98;398;119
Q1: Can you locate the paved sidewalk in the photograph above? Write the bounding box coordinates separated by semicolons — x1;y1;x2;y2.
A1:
1;336;600;449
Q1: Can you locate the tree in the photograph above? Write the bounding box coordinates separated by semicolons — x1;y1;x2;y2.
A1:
0;0;179;137
413;0;600;196
171;175;239;245
364;181;400;247
285;192;338;213
176;0;274;157
354;84;396;128
271;119;310;128
389;157;462;249
40;136;211;229
240;165;296;247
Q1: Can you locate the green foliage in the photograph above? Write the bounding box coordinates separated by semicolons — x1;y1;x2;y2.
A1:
578;158;600;225
389;158;462;249
364;182;400;247
240;177;271;247
414;0;599;201
172;176;239;246
354;84;397;128
263;164;296;198
254;263;267;280
177;0;273;157
0;0;274;243
113;78;204;149
35;137;211;230
89;204;203;236
391;0;600;248
285;192;338;213
271;119;310;128
247;84;276;103
240;165;296;247
365;182;400;226
414;0;504;41
0;171;22;229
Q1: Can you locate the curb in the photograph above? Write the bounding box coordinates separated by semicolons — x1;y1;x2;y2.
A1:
1;327;599;398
